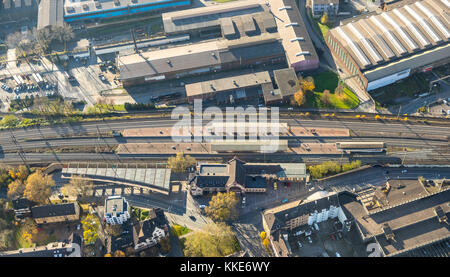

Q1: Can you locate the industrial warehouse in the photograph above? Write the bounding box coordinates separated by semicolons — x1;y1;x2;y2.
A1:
118;34;286;86
117;0;318;86
36;0;191;29
326;0;450;91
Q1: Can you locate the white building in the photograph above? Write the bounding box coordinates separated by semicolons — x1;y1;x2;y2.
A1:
104;196;130;225
311;0;339;17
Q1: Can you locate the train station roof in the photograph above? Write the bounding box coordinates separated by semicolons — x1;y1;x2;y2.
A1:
62;163;172;194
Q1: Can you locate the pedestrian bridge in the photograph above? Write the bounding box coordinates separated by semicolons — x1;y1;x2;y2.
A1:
61;162;172;195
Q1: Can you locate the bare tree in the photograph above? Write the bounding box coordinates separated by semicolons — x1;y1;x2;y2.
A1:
5;32;23;49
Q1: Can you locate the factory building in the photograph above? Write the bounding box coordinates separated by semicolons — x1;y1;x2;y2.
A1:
185;71;273;104
326;0;450;91
63;0;191;22
118;34;286;86
161;0;319;72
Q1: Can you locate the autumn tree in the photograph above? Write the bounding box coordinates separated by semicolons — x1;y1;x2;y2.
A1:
167;152;196;173
260;231;266;240
293;90;306;107
300;76;315;92
113;250;126;257
159;236;171;254
321;90;331;107
0;115;21;128
19;218;38;246
0;201;15;251
62;177;94;201
7;179;26;200
81;214;100;245
334;83;345;97
183;222;239;257
204;191;239;222
320;12;329;25
23;170;54;204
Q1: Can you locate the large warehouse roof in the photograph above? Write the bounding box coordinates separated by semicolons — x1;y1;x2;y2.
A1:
37;0;64;30
64;0;184;18
329;0;450;70
269;0;319;69
162;0;265;34
118;34;284;81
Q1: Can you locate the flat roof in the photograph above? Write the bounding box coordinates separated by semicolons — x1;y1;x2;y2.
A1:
185;71;272;97
343;188;450;240
329;0;450;71
162;0;265;34
118;34;284;81
63;163;172;192
64;0;183;18
105;196;128;216
273;68;299;98
118;40;221;80
269;0;319;67
37;0;64;30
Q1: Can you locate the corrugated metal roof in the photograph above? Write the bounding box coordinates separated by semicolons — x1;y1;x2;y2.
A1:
329;0;450;71
37;0;64;30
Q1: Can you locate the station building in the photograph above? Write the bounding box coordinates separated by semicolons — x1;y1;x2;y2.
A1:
189;157;307;195
326;0;450;91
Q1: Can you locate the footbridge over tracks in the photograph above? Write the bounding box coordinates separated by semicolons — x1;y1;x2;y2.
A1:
61;162;173;195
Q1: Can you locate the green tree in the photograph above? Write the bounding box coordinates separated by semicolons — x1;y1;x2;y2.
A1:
204;192;239;222
183;222;239;257
167;152;196;173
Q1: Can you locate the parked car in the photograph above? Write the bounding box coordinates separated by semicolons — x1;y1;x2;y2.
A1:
330;234;336;240
282;198;288;204
307;236;313;244
337;232;343;240
297;241;303;248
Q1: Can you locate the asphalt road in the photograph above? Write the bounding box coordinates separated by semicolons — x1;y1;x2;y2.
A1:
319;166;450;193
